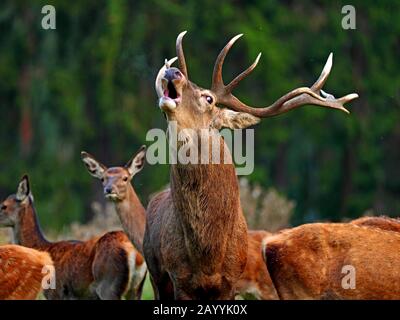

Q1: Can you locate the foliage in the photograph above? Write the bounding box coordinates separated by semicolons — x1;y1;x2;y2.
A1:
240;178;295;231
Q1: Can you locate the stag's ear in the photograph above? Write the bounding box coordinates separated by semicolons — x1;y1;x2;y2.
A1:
81;151;106;179
16;175;30;201
211;109;260;130
125;145;147;177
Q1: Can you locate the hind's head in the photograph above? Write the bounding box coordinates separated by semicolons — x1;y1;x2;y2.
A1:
81;146;146;202
0;175;32;228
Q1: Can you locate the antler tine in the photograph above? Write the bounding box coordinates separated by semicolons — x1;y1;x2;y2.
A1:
272;90;357;115
176;31;188;78
225;52;262;93
155;57;178;97
337;93;359;105
217;52;358;117
219;86;325;117
212;34;243;93
312;52;333;91
304;53;358;112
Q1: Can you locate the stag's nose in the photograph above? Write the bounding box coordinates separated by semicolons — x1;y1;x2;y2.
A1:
164;68;182;82
104;187;112;194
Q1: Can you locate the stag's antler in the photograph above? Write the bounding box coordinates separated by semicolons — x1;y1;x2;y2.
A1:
211;35;358;117
155;57;178;97
176;31;188;78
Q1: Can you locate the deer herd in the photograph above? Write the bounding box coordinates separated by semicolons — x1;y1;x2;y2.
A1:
0;32;398;300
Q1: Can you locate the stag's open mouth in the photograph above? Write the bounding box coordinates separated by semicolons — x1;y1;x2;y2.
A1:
165;80;179;99
162;79;181;101
159;78;182;111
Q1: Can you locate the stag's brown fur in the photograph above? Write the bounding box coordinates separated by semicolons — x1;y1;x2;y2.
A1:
145;150;248;299
235;230;278;300
0;245;53;300
264;223;400;299
351;216;400;232
0;177;146;300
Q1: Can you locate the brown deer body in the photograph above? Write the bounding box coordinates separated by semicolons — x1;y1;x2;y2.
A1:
145;162;248;299
148;32;356;299
0;244;53;300
264;222;400;299
351;216;400;233
0;176;146;300
245;216;400;300
235;230;278;300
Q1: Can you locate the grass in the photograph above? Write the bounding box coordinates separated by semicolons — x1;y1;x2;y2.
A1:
142;275;155;300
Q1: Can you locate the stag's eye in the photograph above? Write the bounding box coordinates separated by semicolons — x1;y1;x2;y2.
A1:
101;178;105;182
205;95;214;104
1;205;6;211
123;177;128;182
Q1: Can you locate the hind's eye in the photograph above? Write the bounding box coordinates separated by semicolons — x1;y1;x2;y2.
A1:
1;205;6;211
123;177;128;182
205;95;213;104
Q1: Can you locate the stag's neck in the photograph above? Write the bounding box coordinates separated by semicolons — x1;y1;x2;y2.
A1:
13;199;50;249
170;134;242;255
114;185;146;254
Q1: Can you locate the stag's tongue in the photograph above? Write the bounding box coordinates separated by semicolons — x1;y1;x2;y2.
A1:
159;96;177;110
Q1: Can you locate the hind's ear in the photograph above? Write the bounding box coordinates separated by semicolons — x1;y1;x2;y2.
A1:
125;145;147;177
16;175;30;201
81;151;106;179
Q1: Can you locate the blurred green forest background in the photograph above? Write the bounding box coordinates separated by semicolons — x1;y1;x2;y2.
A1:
0;0;399;231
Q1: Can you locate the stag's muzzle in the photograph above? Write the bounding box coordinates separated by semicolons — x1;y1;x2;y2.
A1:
158;67;183;112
